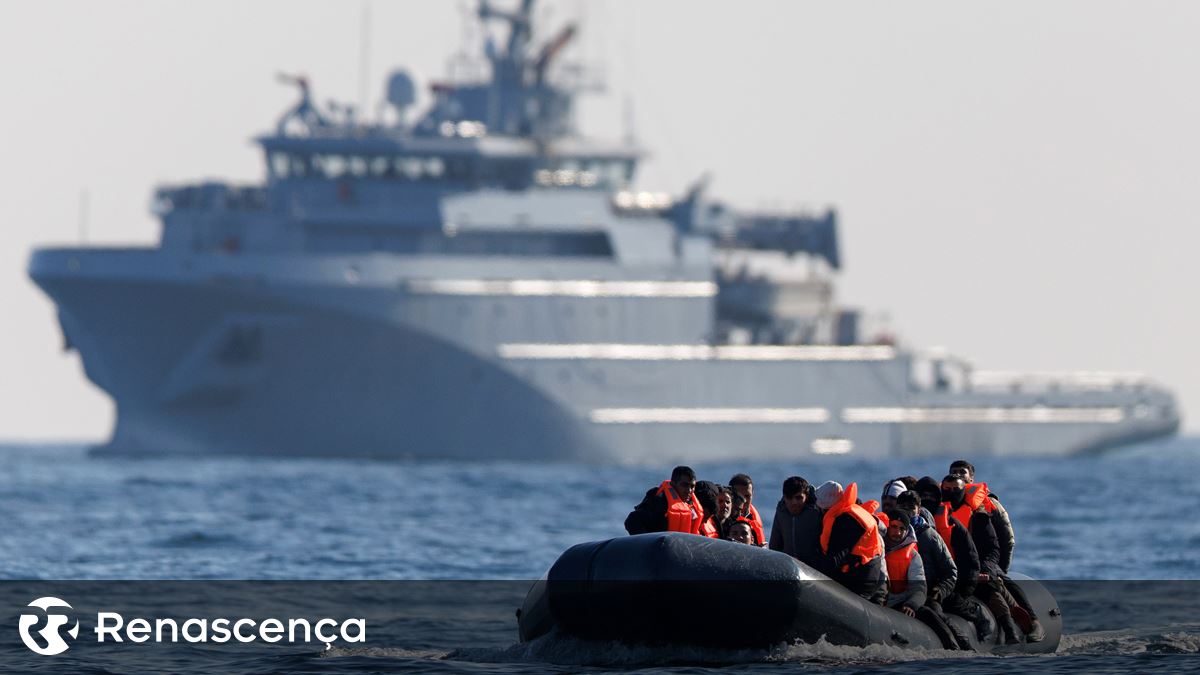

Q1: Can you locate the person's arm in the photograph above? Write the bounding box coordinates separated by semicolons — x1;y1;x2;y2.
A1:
824;516;860;573
991;497;1015;573
972;512;1001;576
933;535;958;601
905;554;927;610
953;526;980;596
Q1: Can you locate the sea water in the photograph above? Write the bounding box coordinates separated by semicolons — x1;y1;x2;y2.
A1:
0;437;1196;672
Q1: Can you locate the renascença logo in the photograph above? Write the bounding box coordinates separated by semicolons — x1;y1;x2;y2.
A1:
19;597;80;656
16;596;366;655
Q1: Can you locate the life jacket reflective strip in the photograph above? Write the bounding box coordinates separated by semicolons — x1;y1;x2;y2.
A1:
819;482;883;568
886;542;918;594
657;480;703;534
745;503;765;545
699;518;719;538
934;504;956;562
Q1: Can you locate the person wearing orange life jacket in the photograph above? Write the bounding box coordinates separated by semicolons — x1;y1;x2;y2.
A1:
729;473;766;547
948;461;1044;643
949;461;1014;572
917;476;994;643
815;481;887;603
694;480;722;538
941;474;1024;645
624;466;705;535
890;497;973;651
882;511;927;616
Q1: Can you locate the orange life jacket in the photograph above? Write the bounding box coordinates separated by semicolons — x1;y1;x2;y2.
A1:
886;542;918;594
699;517;719;538
965;482;994;513
657;480;703;534
933;504;956;561
861;499;890;529
819;483;884;569
945;483;988;536
745;503;765;545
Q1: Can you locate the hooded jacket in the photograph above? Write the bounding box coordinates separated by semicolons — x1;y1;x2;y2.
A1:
912;507;957;602
768;488;824;568
884;525;927;611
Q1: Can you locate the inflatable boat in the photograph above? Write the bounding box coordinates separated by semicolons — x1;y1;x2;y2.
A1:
518;533;1061;654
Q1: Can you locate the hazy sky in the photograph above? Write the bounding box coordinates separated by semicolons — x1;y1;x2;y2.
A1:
2;1;1198;440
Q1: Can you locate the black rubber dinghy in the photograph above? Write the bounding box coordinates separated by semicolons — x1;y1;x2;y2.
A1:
518;533;1061;654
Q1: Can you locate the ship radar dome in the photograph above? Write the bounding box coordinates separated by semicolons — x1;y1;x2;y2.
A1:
386;70;416;116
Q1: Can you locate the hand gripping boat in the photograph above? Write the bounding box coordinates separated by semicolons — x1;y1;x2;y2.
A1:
518;533;1061;654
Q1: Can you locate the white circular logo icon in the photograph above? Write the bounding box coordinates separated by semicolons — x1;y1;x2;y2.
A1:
18;597;79;656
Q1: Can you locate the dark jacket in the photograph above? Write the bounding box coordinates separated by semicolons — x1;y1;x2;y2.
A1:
913;507;958;602
624;487;669;535
768;495;824;569
988;493;1015;573
944;513;980;597
966;510;1003;577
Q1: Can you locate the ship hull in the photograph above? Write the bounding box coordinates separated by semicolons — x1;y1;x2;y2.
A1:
30;249;1179;460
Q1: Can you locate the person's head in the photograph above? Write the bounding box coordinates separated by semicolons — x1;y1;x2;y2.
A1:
940;475;966;505
694;480;719;520
727;520;754;545
814;481;843;510
881;480;907;512
949;460;975;483
670;466;697;501
729;473;754;504
895;490;922;519
897;476;918;490
915;476;941;511
885;510;911;543
782;476;810;516
730;489;748;517
716;486;733;520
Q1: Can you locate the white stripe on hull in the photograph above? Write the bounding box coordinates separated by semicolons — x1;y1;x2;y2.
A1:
500;343;897;361
407;279;717;297
842;406;1125;424
590;407;831;424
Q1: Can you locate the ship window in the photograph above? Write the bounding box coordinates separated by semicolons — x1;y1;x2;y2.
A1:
289;154;310;178
399;157;423;179
426;158;445;178
370;156;391;178
348;156;368;178
270;153;290;178
322;155;347;179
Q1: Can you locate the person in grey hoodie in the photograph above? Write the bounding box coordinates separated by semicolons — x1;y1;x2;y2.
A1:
882;511;927;615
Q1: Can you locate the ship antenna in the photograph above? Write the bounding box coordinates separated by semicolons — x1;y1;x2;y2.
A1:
358;1;372;119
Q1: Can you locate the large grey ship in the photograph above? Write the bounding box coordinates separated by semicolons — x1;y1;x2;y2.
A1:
28;1;1179;460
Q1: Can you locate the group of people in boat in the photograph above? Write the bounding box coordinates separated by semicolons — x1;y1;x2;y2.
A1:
623;461;1044;649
